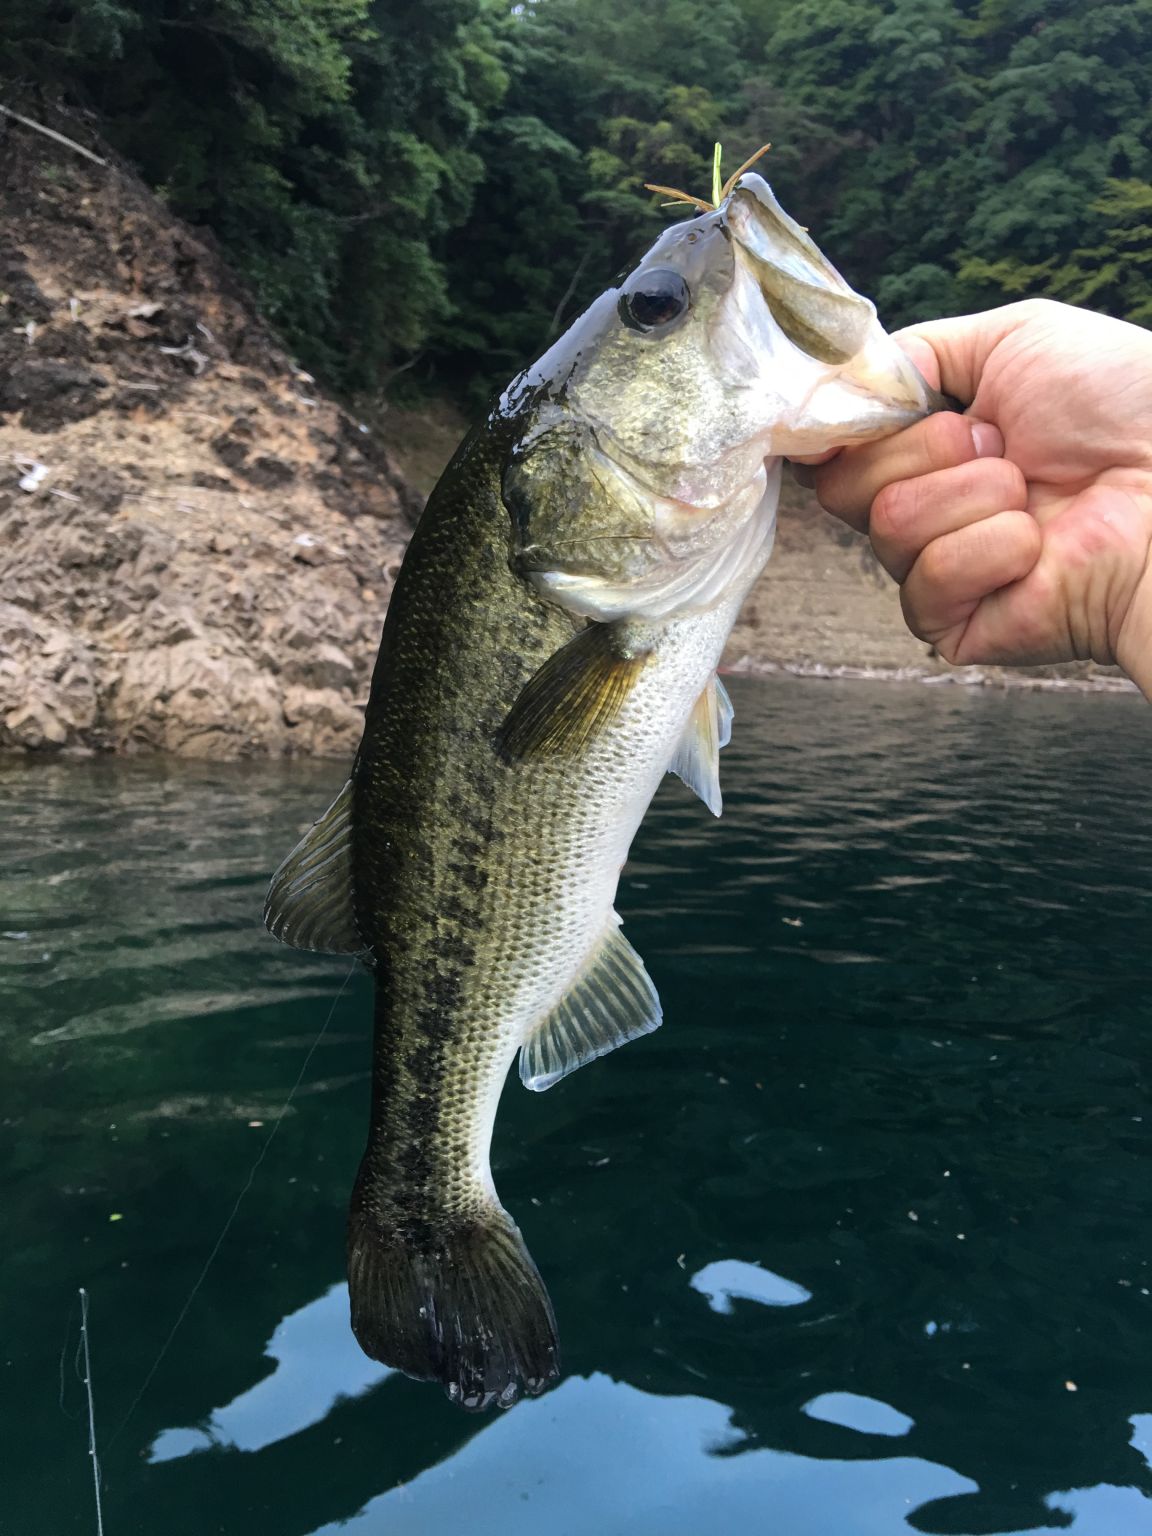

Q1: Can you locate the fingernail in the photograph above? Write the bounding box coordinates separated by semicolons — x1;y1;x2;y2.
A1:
970;422;1003;458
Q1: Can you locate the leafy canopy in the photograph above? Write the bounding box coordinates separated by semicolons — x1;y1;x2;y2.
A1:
5;0;1150;401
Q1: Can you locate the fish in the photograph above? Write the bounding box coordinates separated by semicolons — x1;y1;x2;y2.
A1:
264;173;947;1410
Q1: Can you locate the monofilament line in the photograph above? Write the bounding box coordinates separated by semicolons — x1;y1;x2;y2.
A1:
79;1288;106;1536
108;959;357;1449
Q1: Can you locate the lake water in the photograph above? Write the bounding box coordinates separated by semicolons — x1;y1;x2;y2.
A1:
4;676;1152;1536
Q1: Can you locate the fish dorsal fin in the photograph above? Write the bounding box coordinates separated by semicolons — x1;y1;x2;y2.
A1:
496;623;645;762
520;913;662;1091
264;779;365;953
669;673;733;817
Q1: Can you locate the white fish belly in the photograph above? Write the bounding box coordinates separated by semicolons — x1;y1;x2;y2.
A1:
457;582;757;1189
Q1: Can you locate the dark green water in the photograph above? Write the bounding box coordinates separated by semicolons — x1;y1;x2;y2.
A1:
4;677;1152;1536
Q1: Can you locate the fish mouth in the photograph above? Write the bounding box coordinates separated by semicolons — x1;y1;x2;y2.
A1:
719;172;944;436
723;173;877;367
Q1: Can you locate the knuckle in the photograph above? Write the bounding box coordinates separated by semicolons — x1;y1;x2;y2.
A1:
1015;296;1060;325
957;455;1025;508
870;479;918;548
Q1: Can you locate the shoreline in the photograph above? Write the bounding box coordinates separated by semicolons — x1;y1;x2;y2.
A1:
725;656;1140;695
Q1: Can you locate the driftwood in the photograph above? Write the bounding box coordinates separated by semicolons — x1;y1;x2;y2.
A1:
0;103;107;167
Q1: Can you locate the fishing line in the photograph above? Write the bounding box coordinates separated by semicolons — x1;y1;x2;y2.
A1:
107;958;358;1451
79;1288;106;1536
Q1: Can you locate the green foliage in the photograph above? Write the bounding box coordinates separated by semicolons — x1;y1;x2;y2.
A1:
4;0;1151;401
3;0;508;390
960;179;1152;323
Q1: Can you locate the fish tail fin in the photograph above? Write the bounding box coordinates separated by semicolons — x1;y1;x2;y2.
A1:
347;1201;560;1410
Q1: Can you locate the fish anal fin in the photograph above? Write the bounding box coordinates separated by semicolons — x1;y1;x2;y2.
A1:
669;673;733;817
496;624;645;762
520;914;662;1091
263;779;365;954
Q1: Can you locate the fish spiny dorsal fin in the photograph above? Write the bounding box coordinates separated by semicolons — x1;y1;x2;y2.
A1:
520;913;662;1091
668;673;734;817
263;779;366;954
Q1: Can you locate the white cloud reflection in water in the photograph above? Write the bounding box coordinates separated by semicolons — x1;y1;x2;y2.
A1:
305;1373;976;1536
148;1283;390;1462
801;1391;913;1438
688;1258;812;1314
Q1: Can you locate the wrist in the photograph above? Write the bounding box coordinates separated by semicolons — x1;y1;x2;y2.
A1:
1116;545;1152;697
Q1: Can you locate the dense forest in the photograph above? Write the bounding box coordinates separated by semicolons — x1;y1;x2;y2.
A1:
4;0;1152;405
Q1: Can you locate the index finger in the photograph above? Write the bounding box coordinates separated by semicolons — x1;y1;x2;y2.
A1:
813;413;1004;532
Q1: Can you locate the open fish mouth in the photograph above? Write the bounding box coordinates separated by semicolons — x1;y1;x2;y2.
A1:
713;173;948;447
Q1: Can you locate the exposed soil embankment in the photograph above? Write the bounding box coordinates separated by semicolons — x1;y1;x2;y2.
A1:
0;107;417;758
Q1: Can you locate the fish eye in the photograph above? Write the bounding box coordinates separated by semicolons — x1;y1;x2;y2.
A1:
618;268;691;333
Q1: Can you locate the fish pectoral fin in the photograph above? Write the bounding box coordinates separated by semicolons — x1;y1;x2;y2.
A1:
668;673;733;818
495;623;645;762
263;779;366;954
520;913;662;1091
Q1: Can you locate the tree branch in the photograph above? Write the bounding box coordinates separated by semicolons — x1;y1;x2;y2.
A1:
0;104;107;167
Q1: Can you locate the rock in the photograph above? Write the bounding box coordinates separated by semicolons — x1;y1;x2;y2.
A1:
282;685;363;757
0;360;109;429
0;602;98;750
108;641;287;756
281;641;358;692
244;454;294;489
212;434;250;470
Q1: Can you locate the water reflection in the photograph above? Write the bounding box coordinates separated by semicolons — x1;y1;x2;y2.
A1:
4;680;1152;1535
690;1258;812;1312
802;1393;913;1437
305;1375;975;1536
150;1284;391;1461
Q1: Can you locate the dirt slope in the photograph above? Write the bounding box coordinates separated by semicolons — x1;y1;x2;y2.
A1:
0;107;416;757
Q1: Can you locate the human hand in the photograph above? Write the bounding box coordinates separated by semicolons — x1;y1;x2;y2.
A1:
795;299;1152;695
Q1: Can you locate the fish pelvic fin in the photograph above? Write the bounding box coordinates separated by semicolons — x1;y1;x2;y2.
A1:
495;622;646;762
347;1203;559;1411
668;673;734;818
520;912;662;1091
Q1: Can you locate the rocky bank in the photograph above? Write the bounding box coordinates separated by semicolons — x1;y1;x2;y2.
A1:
0;108;1129;762
0;106;416;758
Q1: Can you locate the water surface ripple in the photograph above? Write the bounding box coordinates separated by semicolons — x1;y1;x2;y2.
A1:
3;678;1152;1535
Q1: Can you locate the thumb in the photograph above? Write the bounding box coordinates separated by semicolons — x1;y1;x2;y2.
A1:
893;305;1033;409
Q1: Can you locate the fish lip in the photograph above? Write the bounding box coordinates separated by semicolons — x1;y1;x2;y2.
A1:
718;172;937;420
720;172;855;295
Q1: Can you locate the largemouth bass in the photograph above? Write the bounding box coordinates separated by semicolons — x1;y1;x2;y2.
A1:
265;175;945;1410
